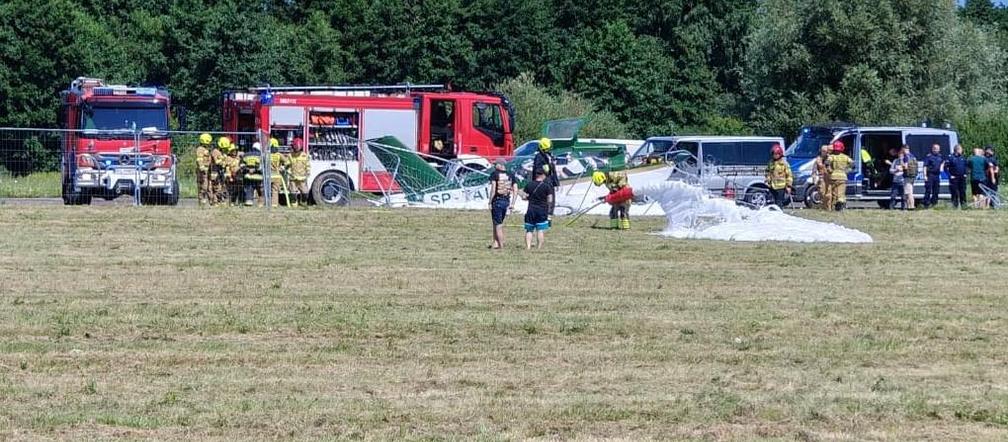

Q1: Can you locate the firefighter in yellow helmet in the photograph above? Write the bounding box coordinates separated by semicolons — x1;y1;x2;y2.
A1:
223;141;243;206
268;141;290;207
764;144;793;208
827;140;854;211
242;142;264;206
195;133;213;206
531;137;559;222
593;170;631;230
210;136;231;205
287;138;310;206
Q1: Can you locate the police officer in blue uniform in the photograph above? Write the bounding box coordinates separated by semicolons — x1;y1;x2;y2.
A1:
922;144;945;208
946;144;968;209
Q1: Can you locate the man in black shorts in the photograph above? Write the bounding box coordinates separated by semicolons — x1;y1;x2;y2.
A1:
521;169;554;249
487;159;517;249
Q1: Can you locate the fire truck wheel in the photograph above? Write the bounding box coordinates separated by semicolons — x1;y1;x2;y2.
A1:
311;172;351;207
62;181;91;205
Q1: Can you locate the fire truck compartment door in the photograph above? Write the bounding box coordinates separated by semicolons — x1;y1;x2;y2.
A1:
361;109;418;171
270;106;305;125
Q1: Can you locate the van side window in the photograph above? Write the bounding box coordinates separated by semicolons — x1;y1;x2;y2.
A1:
906;134;949;158
676;141;699;157
702;142;740;165
741;142;776;165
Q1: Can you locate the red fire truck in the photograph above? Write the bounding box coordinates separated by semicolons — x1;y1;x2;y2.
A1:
59;77;180;205
221;84;515;206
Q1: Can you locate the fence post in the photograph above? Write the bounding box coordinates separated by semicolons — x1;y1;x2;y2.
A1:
260;130;271;211
133;127;141;206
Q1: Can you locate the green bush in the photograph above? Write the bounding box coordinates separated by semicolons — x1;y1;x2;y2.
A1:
956;110;1008;167
495;73;631;144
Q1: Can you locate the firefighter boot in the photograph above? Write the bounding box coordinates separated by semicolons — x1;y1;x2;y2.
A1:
620;218;630;230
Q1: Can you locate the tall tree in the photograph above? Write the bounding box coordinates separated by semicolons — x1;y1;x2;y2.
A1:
744;0;1006;137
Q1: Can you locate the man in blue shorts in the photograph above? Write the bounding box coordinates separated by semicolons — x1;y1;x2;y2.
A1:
487;159;517;249
521;169;554;249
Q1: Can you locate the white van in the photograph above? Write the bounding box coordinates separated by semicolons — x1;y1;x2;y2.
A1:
630;136;787;207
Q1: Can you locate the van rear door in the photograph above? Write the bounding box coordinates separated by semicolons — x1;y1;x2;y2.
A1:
904;131;952;197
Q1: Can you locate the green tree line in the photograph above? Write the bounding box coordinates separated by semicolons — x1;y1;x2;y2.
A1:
1;0;1007;173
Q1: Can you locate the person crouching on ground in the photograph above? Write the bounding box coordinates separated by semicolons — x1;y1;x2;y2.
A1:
765;144;793;208
487;158;517;249
521;169;554;249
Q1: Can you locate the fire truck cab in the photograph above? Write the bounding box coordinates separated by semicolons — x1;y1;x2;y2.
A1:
59;77;179;205
221;84;515;206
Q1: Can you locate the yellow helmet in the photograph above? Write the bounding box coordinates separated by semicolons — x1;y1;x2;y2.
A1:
199;133;212;145
217;136;231;149
592;171;607;186
538;137;552;152
269;137;280;148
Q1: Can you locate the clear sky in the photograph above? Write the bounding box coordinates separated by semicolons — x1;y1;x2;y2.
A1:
957;0;1008;5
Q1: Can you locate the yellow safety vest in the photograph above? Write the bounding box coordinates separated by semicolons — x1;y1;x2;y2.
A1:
269;152;289;179
195;145;211;173
605;171;628;192
828;153;853;181
243;155;263;181
765;159;793;190
288;153;310;181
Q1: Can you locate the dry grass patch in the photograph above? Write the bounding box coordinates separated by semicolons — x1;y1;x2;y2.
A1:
0;206;1006;440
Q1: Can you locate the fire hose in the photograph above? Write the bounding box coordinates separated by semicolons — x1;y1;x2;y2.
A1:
566;186;635;226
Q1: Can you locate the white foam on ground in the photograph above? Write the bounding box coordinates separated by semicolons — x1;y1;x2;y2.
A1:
640;181;873;243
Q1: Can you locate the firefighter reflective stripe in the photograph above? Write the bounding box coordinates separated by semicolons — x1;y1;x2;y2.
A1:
243;155;263;181
269;152;289;178
210;148;227;179
766;159;793;190
288;153;310;181
224;155;241;182
605;171;628;192
828;153;854;181
195;146;211;172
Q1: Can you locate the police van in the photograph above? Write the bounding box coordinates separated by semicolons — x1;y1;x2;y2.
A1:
630;135;787;208
786;125;959;208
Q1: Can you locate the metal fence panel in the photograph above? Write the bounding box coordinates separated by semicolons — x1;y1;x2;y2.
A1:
0;128;270;207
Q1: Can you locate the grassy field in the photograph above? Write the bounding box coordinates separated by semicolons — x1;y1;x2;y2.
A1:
0;206;1006;440
0;172;198;199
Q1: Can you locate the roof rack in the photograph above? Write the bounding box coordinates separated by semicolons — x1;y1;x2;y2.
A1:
249;83;446;94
